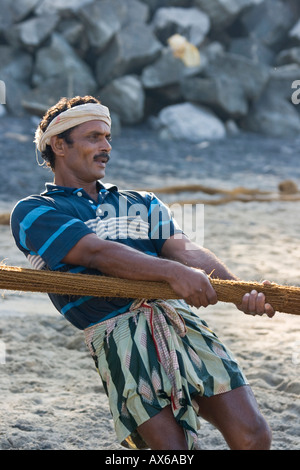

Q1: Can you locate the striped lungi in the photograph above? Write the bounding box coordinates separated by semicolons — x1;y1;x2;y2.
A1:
84;298;248;449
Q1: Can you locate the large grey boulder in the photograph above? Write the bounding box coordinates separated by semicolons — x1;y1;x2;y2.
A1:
32;33;96;92
56;19;89;57
152;7;210;46
158;102;226;142
194;0;263;29
22;76;96;116
96;22;162;87
141;48;187;89
229;37;275;65
240;0;295;49
4;14;59;49
0;46;33;115
289;20;300;43
99;75;145;125
276;47;300;66
181;76;248;118
266;64;300;102
181;52;269;118
22;33;97;114
0;46;33;83
77;0;121;51
10;0;40;22
0;0;40;34
205;53;270;101
114;0;149;27
35;0;93;16
243;95;300;137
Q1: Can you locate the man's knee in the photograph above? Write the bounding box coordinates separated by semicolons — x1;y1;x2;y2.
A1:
239;415;272;450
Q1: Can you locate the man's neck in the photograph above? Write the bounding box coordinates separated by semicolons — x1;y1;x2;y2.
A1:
54;176;100;201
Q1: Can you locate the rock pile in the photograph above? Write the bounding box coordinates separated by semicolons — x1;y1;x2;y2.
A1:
1;0;300;141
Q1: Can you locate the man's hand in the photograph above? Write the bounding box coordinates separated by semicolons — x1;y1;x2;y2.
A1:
168;266;218;309
237;280;275;318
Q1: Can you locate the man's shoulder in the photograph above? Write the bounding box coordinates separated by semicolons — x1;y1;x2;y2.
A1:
11;194;55;220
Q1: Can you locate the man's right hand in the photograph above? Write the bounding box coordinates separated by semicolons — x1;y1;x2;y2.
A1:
168;266;218;309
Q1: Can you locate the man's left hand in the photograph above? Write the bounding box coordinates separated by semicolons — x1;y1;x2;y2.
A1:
237;280;275;318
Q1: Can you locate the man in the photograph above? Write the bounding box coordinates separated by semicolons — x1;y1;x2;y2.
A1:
11;95;274;450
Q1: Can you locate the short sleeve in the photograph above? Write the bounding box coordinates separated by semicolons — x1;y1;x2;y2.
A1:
147;193;183;254
11;197;93;270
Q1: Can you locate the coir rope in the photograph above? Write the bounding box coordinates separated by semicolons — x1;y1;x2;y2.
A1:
0;265;300;316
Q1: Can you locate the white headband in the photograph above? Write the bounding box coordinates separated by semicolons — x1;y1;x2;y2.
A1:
34;103;111;152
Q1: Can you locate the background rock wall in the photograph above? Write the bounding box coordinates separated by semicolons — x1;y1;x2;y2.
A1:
1;0;300;141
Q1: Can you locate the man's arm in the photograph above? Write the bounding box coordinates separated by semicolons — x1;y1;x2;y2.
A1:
62;233;217;309
161;234;275;317
161;234;238;281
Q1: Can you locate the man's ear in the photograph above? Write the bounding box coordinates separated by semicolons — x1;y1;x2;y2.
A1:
50;135;65;156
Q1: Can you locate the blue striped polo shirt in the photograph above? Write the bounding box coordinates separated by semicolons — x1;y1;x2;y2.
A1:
11;181;183;329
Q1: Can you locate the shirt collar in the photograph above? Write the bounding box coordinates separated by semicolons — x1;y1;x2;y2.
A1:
42;180;118;196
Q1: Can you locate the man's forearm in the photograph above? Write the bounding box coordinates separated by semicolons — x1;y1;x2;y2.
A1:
161;236;238;281
90;240;179;283
63;233;183;284
178;246;238;281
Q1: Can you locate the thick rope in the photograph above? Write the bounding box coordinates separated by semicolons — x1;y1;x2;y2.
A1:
0;265;299;316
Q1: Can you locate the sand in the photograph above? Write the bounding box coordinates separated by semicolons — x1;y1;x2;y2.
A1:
0;120;300;450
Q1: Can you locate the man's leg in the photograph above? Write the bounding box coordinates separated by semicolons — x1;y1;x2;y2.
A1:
136;406;189;450
195;385;272;450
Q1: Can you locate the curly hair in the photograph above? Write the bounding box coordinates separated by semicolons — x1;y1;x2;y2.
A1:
38;95;101;171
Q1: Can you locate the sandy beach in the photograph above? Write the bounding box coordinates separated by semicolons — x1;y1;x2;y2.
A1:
0;117;300;450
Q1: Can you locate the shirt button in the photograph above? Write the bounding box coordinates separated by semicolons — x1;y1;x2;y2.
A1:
77;191;82;197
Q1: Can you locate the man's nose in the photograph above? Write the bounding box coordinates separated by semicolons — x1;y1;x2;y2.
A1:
103;138;112;152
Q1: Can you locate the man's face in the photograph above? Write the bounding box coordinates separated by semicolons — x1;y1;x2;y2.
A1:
56;120;112;184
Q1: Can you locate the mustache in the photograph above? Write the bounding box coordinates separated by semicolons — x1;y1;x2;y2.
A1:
94;152;110;162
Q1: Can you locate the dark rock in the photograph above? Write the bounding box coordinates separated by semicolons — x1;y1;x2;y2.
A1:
242;94;300;137
275;47;300;66
181;75;248;119
32;33;96;92
99;75;145;124
194;0;263;30
181;51;269;118
22;76;96;116
35;0;93;16
240;0;295;49
141;48;186;89
229;38;275;65
289;20;300;43
96;22;162;87
77;0;121;51
4;15;59;50
152;7;210;46
114;0;149;27
266;64;300;102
